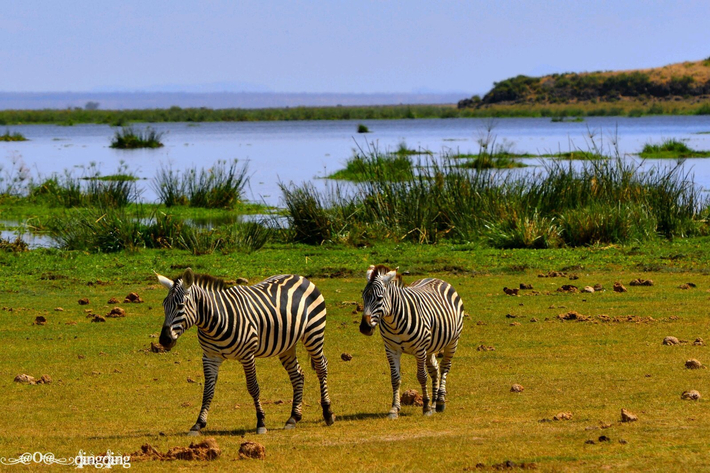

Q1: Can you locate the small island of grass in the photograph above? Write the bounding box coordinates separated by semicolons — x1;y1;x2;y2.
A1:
0;129;28;142
638;139;710;159
327;152;414;182
110;126;164;149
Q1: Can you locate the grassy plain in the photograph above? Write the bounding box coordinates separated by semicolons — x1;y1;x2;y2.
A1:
2;240;710;471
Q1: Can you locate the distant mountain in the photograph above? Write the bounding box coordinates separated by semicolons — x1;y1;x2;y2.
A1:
458;58;710;108
0;91;464;110
91;81;273;94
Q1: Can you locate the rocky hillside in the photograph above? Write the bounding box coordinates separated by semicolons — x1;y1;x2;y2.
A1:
459;58;710;108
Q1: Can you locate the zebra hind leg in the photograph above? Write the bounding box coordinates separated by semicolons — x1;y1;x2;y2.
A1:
279;348;305;429
241;355;268;434
425;353;441;412
415;352;433;416
436;343;458;413
190;355;223;436
309;349;335;426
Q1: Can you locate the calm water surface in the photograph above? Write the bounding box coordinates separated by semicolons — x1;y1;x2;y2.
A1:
2;116;710;206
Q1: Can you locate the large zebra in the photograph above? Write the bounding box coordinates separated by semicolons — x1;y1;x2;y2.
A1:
155;268;335;435
360;265;464;418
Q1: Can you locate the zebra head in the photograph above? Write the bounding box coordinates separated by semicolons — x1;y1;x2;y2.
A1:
156;268;197;351
360;265;398;336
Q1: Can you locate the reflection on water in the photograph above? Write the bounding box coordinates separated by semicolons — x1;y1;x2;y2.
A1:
1;116;710;208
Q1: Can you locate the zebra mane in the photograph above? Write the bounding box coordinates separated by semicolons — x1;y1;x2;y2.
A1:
174;272;229;291
369;265;404;286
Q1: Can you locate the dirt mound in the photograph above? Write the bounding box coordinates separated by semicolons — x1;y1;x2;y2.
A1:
581;286;594;293
519;283;533;290
401;389;423;406
593;284;604;291
629;279;654;286
557;311;591;322
681;390;701;401
477;345;495;351
107;297;120;304
556;285;578;293
131;438;221;462
663;336;681;345
13;374;51;385
90;315;106;323
78;298;90;305
685;359;704;369
34;316;47;325
553;412;572;421
239;441;265;460
510;384;524;393
620;408;638;422
150;342;167;353
236;277;250;285
124;293;144;303
694;337;705;346
340;353;353;361
503;287;519;296
106;307;126;318
613;282;627;293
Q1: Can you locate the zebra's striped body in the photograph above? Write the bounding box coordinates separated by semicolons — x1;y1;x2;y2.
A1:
156;268;335;435
360;265;464;417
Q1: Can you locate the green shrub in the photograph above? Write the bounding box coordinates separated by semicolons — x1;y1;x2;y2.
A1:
110;126;164;149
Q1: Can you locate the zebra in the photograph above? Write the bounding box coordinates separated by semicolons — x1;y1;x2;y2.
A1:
359;265;464;418
155;268;335;435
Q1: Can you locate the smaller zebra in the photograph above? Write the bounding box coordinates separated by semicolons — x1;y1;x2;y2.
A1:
360;265;464;418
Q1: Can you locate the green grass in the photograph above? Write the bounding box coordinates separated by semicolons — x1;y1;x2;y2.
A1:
453;153;528;169
357;123;370;133
638;139;710;159
327;150;414;182
0;129;27;141
2;239;710;470
539;150;606;160
110;126;164;149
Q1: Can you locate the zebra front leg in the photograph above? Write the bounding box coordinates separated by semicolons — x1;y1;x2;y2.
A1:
436;342;458;413
189;355;223;436
425;353;440;412
385;348;402;419
279;348;305;429
241;355;267;434
416;351;432;416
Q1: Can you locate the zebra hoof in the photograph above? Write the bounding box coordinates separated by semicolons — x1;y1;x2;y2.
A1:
256;427;268;435
423;410;434;417
284;423;296;430
387;412;399;420
436;403;445;413
187;430;200;436
325;414;335;426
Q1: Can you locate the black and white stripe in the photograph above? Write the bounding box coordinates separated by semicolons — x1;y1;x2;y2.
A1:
360;265;464;418
156;268;334;435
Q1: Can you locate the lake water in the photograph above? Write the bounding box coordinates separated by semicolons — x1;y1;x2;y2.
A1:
2;116;710;209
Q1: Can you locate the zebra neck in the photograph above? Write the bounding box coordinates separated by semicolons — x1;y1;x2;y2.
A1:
384;285;407;321
189;286;220;331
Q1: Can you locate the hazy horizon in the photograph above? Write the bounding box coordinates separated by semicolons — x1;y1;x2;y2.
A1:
2;1;709;98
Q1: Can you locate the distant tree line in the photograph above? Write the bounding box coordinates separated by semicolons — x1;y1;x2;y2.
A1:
459;71;710;108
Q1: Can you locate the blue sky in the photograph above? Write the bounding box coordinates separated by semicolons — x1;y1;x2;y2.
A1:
1;0;709;94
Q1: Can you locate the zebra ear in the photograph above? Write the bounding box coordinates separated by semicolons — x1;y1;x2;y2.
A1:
182;268;194;289
155;271;174;290
383;268;398;284
366;265;375;281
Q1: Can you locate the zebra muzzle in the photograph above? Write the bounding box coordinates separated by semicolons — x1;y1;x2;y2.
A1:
359;315;375;336
159;326;177;350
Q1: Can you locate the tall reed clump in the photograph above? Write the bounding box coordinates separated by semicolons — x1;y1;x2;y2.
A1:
110;126;164;149
30;163;140;208
280;150;707;247
152;160;249;208
47;208;269;254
